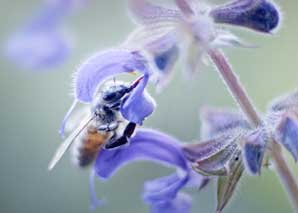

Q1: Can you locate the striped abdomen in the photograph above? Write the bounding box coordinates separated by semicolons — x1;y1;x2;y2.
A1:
72;125;109;168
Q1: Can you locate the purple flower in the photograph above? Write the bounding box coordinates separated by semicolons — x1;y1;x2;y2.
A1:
93;128;206;213
184;106;271;211
268;91;298;162
60;49;155;136
199;107;269;175
125;0;281;88
183;129;244;212
5;0;84;70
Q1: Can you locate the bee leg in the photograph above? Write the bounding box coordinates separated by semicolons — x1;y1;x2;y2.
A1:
107;121;119;131
122;122;137;138
108;101;121;110
105;122;136;149
97;124;108;131
98;121;119;132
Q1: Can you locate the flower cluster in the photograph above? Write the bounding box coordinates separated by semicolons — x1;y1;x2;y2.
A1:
125;0;280;88
39;0;293;212
182;90;298;212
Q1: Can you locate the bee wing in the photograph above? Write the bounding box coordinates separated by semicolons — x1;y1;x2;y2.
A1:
48;115;94;171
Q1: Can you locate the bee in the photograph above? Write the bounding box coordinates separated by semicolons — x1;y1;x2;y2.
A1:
71;124;109;168
48;78;142;170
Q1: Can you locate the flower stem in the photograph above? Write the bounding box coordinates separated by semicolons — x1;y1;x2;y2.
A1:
208;48;298;212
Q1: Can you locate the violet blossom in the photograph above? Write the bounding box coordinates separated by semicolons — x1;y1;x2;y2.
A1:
183;91;298;212
183;107;270;211
93;128;207;213
46;0;294;212
124;0;280;89
60;49;155;137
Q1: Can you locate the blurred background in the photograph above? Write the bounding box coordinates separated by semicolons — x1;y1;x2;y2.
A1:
0;0;297;212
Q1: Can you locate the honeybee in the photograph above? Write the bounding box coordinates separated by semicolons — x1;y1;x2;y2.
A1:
48;78;142;170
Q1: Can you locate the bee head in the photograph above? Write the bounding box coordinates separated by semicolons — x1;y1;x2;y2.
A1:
101;81;130;103
92;77;143;113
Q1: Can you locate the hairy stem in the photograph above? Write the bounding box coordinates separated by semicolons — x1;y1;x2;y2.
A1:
208;48;298;211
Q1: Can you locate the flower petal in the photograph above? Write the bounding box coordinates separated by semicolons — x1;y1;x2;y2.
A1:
275;114;298;162
243;128;268;175
143;173;189;203
128;0;181;25
89;169;105;210
212;30;256;48
152;43;179;73
200;107;249;139
95;128;188;179
59;100;79;137
74;49;150;103
94;128;205;212
121;76;156;125
149;192;192;213
210;0;281;33
184;41;205;76
143;32;179;90
124;24;177;49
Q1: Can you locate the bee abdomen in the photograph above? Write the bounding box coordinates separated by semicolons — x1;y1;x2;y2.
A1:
72;126;108;168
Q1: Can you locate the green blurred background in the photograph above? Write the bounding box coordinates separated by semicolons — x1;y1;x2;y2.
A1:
0;0;297;212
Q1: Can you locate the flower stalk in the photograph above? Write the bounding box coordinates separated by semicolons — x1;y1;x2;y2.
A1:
208;48;298;212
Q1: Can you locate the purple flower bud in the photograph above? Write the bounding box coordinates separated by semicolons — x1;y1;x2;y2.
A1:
275;114;298;162
210;0;280;33
243;128;268;175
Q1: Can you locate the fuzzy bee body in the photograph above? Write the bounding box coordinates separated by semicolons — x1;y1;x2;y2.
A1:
72;124;109;168
48;79;141;171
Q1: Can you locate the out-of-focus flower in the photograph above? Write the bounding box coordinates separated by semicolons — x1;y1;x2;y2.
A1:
268;91;298;162
5;0;85;70
60;49;156;137
125;0;281;89
93;128;207;213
